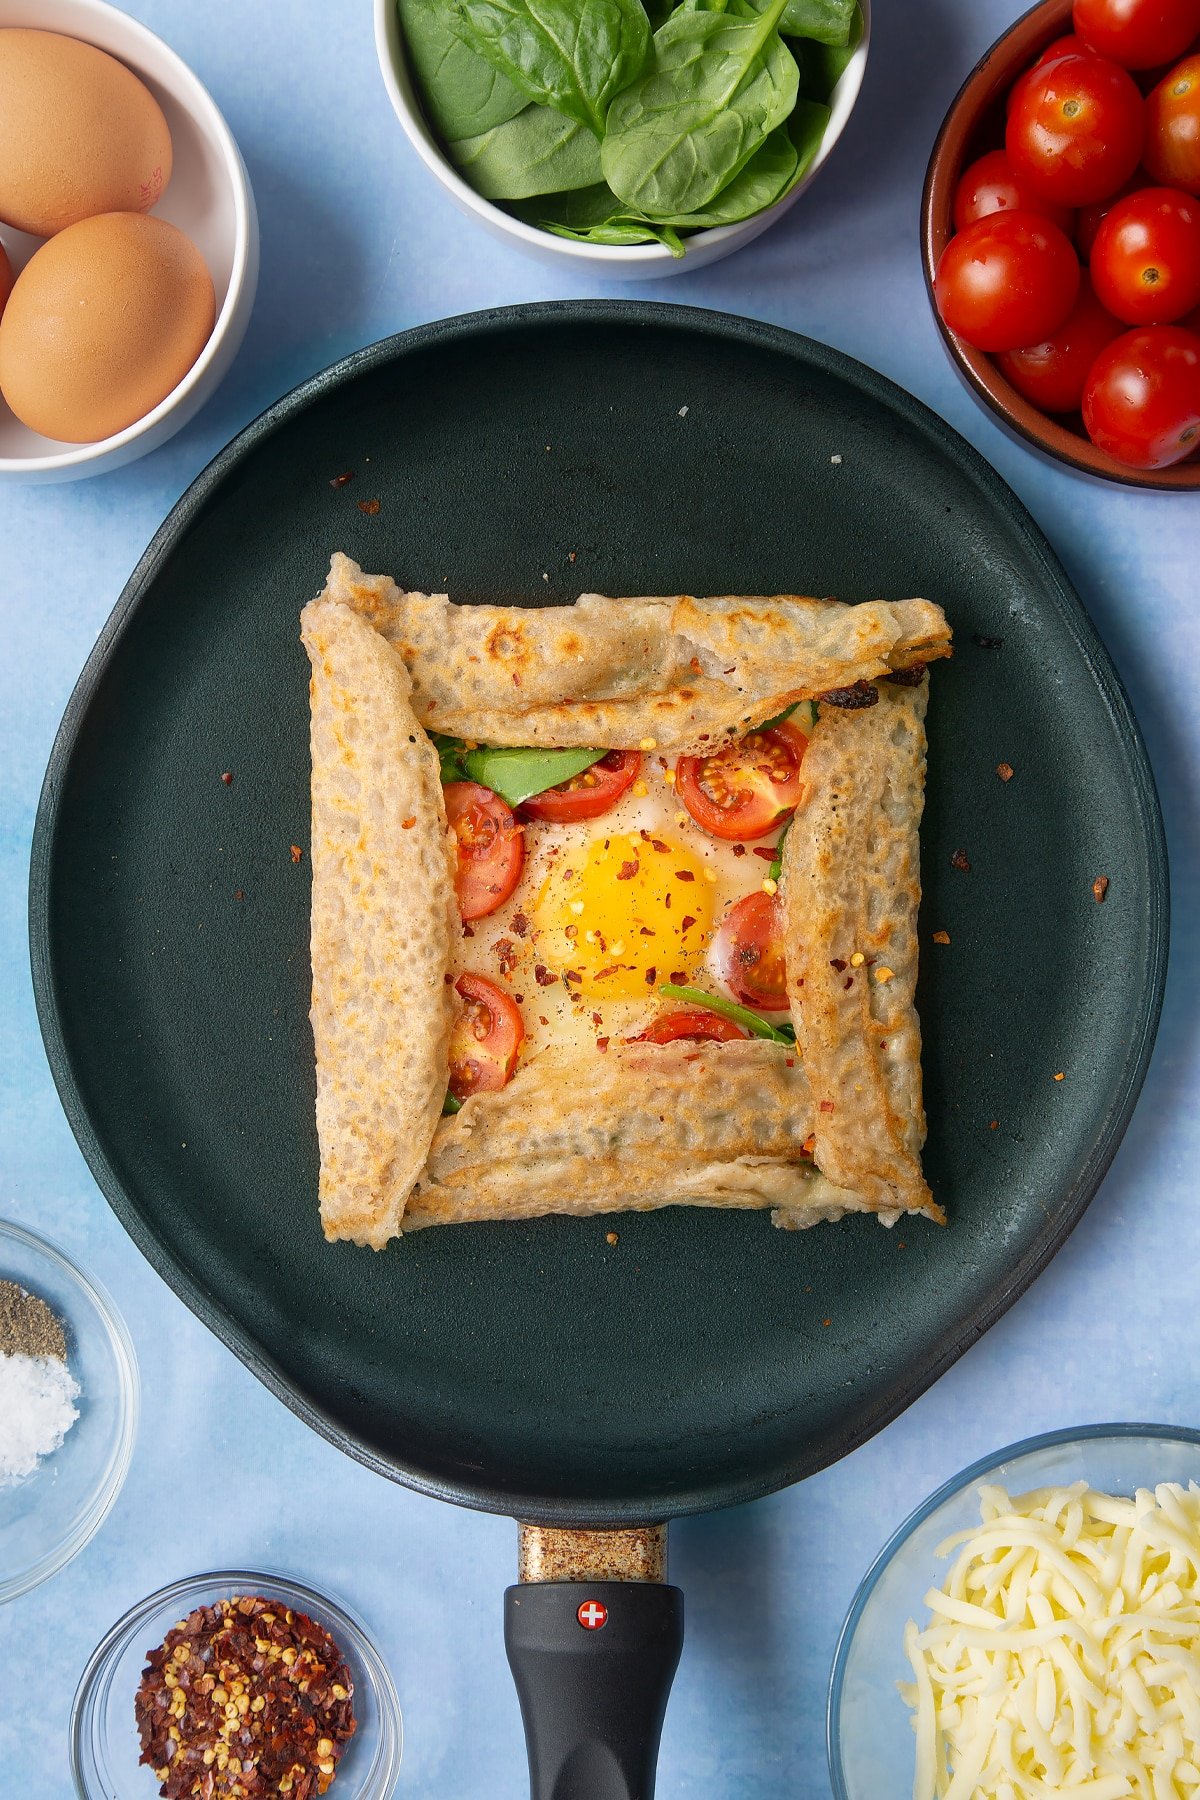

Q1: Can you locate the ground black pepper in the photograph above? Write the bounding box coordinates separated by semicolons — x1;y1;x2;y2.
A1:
0;1279;66;1360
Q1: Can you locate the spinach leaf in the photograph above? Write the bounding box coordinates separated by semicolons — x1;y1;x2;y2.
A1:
460;744;608;806
602;0;798;219
450;0;650;135
657;984;797;1043
431;732;471;784
519;182;686;252
780;95;830;191
647;123;797;226
448;103;603;198
788;3;863;96
545;217;687;253
778;0;856;45
397;0;526;140
767;820;790;883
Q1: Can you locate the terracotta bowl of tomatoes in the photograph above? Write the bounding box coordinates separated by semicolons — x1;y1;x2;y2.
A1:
922;0;1200;488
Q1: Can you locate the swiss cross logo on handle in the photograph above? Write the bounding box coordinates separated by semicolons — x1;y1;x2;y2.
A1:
577;1599;608;1630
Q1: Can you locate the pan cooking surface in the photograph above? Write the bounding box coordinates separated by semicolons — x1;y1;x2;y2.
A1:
30;304;1166;1522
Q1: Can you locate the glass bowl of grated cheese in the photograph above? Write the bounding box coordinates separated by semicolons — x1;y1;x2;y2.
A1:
828;1424;1200;1800
0;1217;138;1602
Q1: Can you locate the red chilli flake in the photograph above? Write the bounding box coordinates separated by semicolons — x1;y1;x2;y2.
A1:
220;771;233;786
732;844;746;857
596;1037;610;1052
950;848;971;872
328;471;353;489
534;964;557;987
819;1099;836;1114
752;847;775;861
133;1594;356;1800
357;498;381;516
511;911;530;937
674;869;695;882
680;916;696;932
290;845;303;864
617;859;640;881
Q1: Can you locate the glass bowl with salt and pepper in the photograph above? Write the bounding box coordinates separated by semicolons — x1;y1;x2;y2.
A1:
0;1218;138;1602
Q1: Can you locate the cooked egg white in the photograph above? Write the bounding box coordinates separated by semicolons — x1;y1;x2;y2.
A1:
450;760;782;1060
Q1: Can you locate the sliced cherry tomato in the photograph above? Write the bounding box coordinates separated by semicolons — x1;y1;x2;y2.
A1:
636;1008;748;1045
995;273;1125;411
675;721;807;843
1073;0;1200;70
952;149;1074;234
519;749;641;823
1083;322;1200;464
1146;53;1200;192
1007;35;1096;115
443;781;524;921
1090;186;1200;321
710;891;789;1011
934;212;1081;352
448;973;524;1099
1076;175;1145;257
1007;53;1145;206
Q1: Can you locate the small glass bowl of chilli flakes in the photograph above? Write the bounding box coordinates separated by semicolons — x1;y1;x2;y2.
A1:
71;1570;402;1800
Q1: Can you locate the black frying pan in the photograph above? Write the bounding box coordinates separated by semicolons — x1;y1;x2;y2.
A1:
30;304;1167;1794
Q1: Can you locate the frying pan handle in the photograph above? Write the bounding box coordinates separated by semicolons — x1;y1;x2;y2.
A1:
504;1580;684;1800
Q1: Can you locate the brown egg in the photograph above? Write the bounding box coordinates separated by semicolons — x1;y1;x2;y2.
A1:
0;213;215;443
0;238;11;321
0;29;173;237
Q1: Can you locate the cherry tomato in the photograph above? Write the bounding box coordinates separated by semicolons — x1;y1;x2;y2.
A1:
1083;322;1200;464
519;749;641;824
952;149;1074;234
710;891;789;1011
1090;187;1200;320
675;721;807;843
1073;0;1200;70
934;212;1081;352
443;781;524;921
1008;34;1097;116
635;1008;748;1045
1006;53;1145;206
448;974;524;1099
995;274;1125;411
1076;175;1145;256
1145;54;1200;192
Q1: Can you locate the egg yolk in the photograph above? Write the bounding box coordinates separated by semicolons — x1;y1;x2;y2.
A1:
533;832;714;997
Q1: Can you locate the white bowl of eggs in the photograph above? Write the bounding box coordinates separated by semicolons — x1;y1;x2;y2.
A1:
0;0;258;480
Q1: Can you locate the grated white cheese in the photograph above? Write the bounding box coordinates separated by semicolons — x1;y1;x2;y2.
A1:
899;1480;1200;1800
0;1351;80;1486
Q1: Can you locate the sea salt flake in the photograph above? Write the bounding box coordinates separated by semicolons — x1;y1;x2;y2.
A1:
0;1352;81;1486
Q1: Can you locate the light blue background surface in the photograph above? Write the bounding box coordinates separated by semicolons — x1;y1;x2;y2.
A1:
1;2;1197;1794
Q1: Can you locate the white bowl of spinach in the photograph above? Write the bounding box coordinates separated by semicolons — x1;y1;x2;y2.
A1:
376;0;869;274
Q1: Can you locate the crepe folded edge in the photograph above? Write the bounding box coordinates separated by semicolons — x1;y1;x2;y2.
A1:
301;595;459;1247
780;682;942;1224
316;553;951;752
404;1039;867;1231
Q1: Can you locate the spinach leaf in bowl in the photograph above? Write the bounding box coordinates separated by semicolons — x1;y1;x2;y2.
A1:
778;0;857;45
449;103;603;199
517;183;687;252
647;123;797;226
450;0;651;135
601;0;799;219
398;0;526;140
